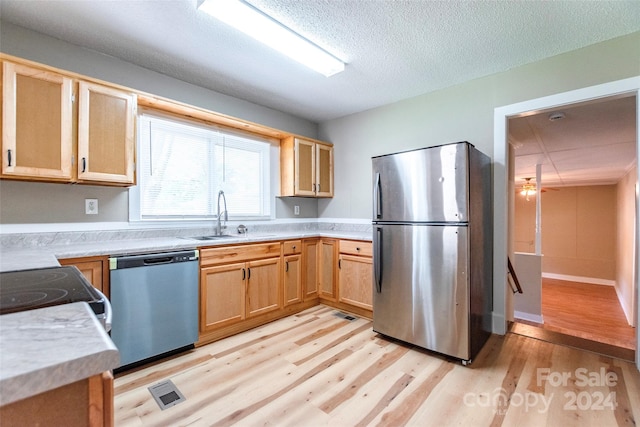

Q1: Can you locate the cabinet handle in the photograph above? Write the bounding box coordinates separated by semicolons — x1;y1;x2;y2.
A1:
285;261;289;272
292;245;296;250
317;184;321;192
247;268;251;280
356;247;360;251
242;268;246;280
7;149;11;167
82;157;87;173
338;258;342;269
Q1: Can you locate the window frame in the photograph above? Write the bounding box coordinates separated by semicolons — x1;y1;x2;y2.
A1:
129;109;279;223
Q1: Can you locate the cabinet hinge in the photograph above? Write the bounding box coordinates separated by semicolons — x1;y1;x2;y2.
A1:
71;94;76;103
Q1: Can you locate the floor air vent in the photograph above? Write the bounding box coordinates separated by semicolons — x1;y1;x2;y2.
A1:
148;379;186;410
334;311;358;321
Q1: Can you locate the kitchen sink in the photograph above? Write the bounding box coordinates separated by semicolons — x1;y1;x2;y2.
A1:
187;235;236;241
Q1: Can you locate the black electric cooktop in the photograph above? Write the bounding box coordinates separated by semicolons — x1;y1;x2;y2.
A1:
0;266;105;315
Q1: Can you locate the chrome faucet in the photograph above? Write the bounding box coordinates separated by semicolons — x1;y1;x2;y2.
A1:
215;190;228;236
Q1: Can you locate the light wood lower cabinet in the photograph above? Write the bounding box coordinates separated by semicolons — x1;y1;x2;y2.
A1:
201;262;246;331
283;254;302;306
199;243;282;336
314;239;373;318
246;257;281;317
338;254;373;311
0;371;113;427
338;240;373;311
59;256;110;298
197;238;373;346
318;239;337;301
283;240;302;306
302;239;319;300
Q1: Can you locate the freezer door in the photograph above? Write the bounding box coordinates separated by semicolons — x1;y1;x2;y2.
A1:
373;224;469;360
372;143;469;222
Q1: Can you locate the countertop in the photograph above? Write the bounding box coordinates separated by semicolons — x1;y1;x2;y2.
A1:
0;227;371;405
0;302;120;406
0;230;372;272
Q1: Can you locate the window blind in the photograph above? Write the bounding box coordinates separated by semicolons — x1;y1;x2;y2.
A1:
138;114;271;219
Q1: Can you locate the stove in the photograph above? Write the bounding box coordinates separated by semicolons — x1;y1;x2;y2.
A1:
0;266;106;317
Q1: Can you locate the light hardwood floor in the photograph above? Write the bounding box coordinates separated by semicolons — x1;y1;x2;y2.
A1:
520;278;636;350
114;305;640;426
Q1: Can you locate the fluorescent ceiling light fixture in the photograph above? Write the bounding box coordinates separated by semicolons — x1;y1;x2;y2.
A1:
198;0;345;77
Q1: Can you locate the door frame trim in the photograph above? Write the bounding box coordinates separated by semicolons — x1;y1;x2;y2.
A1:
492;76;640;369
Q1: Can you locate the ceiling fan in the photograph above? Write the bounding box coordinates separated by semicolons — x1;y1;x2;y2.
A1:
518;178;558;201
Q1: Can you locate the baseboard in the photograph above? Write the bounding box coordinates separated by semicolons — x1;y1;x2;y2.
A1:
492;312;507;335
613;285;635;327
542;272;615;286
514;311;544;324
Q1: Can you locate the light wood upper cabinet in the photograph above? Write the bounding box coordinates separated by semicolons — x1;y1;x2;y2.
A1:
77;81;136;185
2;61;74;181
280;136;333;198
315;143;333;198
1;60;136;186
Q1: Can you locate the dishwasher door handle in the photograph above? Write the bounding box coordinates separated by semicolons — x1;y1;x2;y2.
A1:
143;256;174;265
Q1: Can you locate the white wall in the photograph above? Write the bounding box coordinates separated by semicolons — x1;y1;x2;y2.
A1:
317;32;640;220
617;165;638;326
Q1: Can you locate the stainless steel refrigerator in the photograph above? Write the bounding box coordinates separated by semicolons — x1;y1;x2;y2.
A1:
372;141;492;364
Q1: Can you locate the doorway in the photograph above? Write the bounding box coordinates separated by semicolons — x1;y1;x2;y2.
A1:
508;96;636;352
493;76;640;369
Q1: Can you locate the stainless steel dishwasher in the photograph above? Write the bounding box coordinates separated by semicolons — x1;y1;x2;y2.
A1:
109;250;199;369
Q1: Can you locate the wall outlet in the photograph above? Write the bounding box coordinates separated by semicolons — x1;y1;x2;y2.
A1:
85;199;98;215
294;205;300;216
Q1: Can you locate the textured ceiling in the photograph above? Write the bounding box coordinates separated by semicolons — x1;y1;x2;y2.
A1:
1;0;639;123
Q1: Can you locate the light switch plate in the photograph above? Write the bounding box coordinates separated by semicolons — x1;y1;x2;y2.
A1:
85;199;98;215
294;205;300;215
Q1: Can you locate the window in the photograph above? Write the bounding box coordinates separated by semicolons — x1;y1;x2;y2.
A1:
133;113;272;220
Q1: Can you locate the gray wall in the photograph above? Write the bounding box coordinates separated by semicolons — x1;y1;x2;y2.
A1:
318;32;640;219
0;22;319;224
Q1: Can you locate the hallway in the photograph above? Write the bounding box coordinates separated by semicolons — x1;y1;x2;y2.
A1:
512;278;636;361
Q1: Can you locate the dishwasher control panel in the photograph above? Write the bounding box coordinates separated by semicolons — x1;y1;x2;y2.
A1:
109;250;199;270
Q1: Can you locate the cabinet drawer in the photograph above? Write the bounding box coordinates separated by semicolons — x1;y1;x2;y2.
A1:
201;243;281;267
339;240;372;257
283;240;302;255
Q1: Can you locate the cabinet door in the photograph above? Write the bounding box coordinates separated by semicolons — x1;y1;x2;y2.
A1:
2;62;73;180
302;239;319;300
59;256;109;297
319;239;337;300
77;81;136;185
283;254;302;306
339;254;373;310
294;138;316;196
201;262;246;331
246;257;281;317
315;143;333;197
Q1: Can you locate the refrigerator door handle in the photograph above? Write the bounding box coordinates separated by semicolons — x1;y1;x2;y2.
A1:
374;226;383;292
374;172;382;219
